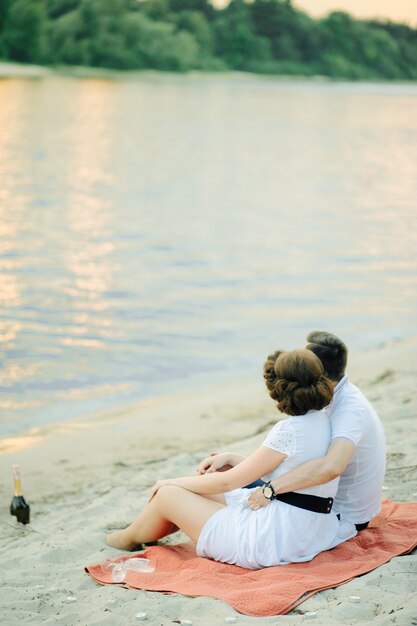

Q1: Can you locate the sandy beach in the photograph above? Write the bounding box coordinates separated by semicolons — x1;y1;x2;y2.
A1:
1;337;416;625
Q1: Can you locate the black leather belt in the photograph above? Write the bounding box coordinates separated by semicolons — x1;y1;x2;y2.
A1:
274;491;334;514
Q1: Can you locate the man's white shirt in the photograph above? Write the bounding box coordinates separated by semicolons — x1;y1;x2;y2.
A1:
326;376;386;525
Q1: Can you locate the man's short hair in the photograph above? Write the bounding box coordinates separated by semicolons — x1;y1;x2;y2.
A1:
306;331;348;382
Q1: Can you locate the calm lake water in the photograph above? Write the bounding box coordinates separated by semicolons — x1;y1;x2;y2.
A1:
1;73;416;437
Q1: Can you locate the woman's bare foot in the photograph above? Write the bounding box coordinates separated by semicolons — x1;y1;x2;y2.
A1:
106;530;143;551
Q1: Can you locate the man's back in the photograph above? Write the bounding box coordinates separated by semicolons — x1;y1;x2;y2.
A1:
328;376;386;525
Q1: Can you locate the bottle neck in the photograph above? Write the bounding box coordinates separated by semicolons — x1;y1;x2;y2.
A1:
12;464;23;497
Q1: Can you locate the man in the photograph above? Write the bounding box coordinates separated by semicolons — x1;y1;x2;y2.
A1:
247;331;386;531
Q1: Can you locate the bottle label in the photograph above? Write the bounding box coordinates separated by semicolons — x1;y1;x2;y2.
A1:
12;464;23;496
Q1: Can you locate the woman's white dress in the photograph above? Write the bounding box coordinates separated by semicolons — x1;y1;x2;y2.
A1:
196;410;357;569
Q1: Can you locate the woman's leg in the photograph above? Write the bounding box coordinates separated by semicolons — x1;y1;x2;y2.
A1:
107;486;225;551
203;493;226;505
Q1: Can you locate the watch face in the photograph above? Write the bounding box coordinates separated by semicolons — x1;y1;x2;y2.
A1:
263;486;273;499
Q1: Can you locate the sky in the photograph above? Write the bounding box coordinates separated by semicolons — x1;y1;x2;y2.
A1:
293;0;417;25
213;0;417;26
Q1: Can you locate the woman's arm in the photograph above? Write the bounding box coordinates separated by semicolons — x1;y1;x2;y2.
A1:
150;446;287;500
197;452;246;475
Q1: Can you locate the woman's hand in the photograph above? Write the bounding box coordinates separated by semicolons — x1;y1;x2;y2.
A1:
148;479;175;501
247;487;271;510
196;452;234;475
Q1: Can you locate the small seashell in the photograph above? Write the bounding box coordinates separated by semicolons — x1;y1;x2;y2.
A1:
65;595;77;603
349;595;361;603
135;612;147;621
224;618;237;624
180;621;193;626
382;486;389;491
304;611;317;619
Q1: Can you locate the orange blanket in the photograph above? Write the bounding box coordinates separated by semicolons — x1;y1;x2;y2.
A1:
86;500;417;616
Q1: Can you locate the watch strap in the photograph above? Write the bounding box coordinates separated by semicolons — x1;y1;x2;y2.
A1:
263;481;277;500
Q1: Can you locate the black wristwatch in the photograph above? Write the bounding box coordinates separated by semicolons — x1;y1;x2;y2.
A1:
262;481;277;501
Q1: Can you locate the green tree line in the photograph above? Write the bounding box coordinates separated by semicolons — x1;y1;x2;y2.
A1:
0;0;416;79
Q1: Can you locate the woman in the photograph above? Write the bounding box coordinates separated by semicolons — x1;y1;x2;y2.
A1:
107;349;356;569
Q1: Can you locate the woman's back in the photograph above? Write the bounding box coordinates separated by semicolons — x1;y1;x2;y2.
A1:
262;410;339;498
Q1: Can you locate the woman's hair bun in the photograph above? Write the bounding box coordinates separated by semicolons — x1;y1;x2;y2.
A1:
263;350;286;398
263;349;333;416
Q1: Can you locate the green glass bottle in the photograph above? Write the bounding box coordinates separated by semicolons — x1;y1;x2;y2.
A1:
10;464;30;524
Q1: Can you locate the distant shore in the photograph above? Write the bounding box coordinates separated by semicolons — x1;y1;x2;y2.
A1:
2;61;417;84
0;60;329;80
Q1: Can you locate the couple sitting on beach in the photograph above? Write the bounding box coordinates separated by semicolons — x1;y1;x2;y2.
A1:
107;331;386;570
